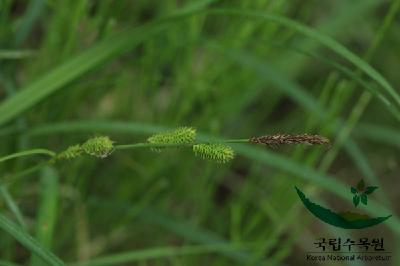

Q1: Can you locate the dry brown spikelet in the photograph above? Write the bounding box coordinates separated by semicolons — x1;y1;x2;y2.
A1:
250;134;330;149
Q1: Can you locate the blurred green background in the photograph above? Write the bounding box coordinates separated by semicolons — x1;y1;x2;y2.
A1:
0;0;399;265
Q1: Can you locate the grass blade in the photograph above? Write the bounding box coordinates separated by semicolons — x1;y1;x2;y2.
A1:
0;261;23;266
14;0;46;46
0;24;162;127
0;50;36;59
87;198;261;265
206;42;327;119
0;149;55;163
30;166;60;266
0;213;64;266
68;243;259;266
0;186;27;229
1;8;398;127
354;123;400;148
204;9;400;109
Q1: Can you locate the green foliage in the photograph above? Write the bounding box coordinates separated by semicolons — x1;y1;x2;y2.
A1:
30;166;59;266
0;0;399;265
0;213;64;266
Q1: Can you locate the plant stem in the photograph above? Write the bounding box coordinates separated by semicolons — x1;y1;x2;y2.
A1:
0;149;55;163
0;139;249;163
223;139;249;144
114;143;186;150
114;139;250;151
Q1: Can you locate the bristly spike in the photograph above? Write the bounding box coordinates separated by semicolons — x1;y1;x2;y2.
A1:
250;134;330;148
192;143;235;163
147;127;196;151
56;144;83;160
82;136;115;158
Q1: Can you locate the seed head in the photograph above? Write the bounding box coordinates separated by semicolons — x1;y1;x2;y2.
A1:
147;127;196;151
193;143;235;163
250;134;330;149
82;136;114;158
56;144;83;160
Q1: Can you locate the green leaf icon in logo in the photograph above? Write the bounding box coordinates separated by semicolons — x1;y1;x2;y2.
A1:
356;179;365;191
295;187;391;229
365;186;378;195
351;180;377;207
361;193;368;205
353;195;360;207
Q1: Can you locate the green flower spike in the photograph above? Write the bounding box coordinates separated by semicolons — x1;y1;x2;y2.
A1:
82;136;114;158
192;143;235;163
147;127;196;151
56;144;83;160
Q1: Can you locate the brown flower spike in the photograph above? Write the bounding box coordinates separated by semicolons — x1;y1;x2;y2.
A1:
250;134;330;149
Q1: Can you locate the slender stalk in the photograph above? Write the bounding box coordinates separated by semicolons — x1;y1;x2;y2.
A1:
114;139;249;151
114;143;186;150
223;139;249;144
0;149;55;163
0;138;248;164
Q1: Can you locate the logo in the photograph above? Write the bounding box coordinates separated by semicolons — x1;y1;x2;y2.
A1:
306;237;392;263
295;179;391;229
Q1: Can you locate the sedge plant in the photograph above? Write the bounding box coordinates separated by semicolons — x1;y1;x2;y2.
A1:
0;127;330;165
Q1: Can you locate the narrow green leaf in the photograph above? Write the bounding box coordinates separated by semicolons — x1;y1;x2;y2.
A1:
0;50;36;59
204;9;400;110
0;213;64;266
0;4;211;127
0;149;55;163
355;123;400;149
87;198;257;264
285;44;400;120
0;186;27;229
0;24;162;127
69;243;256;266
0;260;23;266
30;166;59;266
207;43;327;120
14;0;46;45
